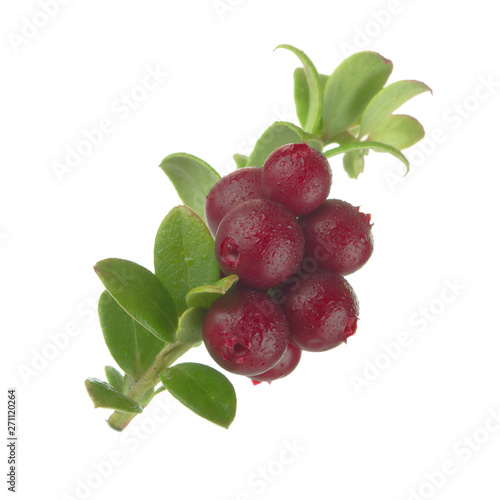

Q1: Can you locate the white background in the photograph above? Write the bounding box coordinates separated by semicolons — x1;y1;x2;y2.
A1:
2;1;500;499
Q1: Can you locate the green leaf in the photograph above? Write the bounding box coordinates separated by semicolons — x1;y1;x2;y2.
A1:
123;374;134;393
322;51;393;142
175;307;206;345
138;387;155;407
159;153;220;221
186;275;239;309
161;363;236;428
343;151;366;179
277;44;323;135
104;366;124;392
154;206;220;315
99;291;166;379
85;378;143;413
94;258;177;344
293;68;309;130
233;153;249;169
359;80;431;137
246;121;322;168
324;141;409;175
368;114;425;150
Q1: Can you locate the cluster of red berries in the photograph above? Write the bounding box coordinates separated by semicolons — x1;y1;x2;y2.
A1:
202;143;374;383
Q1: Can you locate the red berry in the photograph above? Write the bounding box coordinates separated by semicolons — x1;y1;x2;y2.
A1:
215;199;304;289
250;343;301;383
202;287;290;376
280;269;359;352
205;167;265;236
299;199;374;276
261;143;332;216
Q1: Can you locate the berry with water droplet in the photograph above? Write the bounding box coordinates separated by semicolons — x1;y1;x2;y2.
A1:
299;199;374;276
280;269;359;352
261;143;332;216
202;287;290;376
250;343;301;383
205;167;265;236
215;199;304;289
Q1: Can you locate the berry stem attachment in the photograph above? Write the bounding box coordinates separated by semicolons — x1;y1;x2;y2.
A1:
107;341;192;431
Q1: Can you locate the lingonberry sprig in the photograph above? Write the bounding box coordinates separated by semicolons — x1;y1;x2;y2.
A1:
85;45;430;431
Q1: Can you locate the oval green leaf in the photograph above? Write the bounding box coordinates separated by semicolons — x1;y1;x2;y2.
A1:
359;80;431;138
277;44;323;135
246;121;322;168
99;291;166;379
161;363;236;428
368;114;425;150
186;274;239;309
293;67;309;130
324;140;409;174
154;206;220;314
233;153;249;169
159;153;220;221
94;258;177;343
104;366;124;392
85;378;143;413
343;151;366;179
175;307;206;345
322;51;393;142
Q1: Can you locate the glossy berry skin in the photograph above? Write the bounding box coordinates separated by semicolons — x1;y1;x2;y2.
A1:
280;269;359;352
261;143;332;216
215;199;304;289
202;287;290;376
205;167;265;236
299;199;374;276
250;343;301;383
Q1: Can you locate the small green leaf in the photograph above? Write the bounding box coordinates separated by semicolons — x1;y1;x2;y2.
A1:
277;44;323;135
94;258;177;343
85;378;143;413
359;80;431;137
343;151;366;179
99;291;166;379
246;121;322;168
234;153;249;169
368;114;425;150
154;206;220;314
322;51;393;142
104;366;124;392
161;363;236;428
123;374;134;393
293;67;309;130
159;153;220;221
186;275;239;309
138;387;155;407
176;307;206;345
324;141;409;174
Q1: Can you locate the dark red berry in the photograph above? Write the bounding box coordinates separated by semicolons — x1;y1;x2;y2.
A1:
280;269;359;352
202;287;290;376
261;143;332;216
215;199;304;289
250;343;301;383
299;199;374;276
205;167;265;236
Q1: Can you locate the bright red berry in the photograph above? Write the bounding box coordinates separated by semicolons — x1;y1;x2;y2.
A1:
202;287;290;376
215;199;304;289
299;199;374;276
261;143;332;216
280;269;359;352
204;167;265;236
250;343;301;383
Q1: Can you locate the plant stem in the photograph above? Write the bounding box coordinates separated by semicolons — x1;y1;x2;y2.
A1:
107;341;192;431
